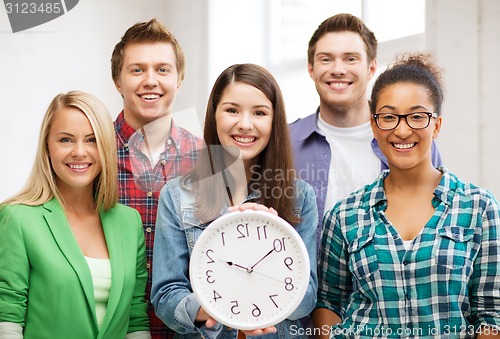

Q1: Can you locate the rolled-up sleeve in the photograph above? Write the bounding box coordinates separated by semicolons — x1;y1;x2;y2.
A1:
0;206;29;326
469;195;500;329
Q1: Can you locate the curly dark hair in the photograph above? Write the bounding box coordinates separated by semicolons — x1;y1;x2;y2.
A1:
370;53;445;116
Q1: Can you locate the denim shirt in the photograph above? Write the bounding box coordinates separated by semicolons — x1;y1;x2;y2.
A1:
151;177;318;339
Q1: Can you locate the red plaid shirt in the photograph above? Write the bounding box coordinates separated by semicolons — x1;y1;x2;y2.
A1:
114;112;201;338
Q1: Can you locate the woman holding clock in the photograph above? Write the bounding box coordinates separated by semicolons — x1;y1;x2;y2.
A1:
151;63;318;338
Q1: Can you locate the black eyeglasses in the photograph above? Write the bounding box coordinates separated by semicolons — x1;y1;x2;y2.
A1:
373;112;438;130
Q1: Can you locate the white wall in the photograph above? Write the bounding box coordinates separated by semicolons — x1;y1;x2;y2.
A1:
0;0;204;200
480;0;500;197
426;0;500;197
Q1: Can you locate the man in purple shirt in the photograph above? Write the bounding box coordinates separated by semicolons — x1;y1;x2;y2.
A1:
289;14;442;249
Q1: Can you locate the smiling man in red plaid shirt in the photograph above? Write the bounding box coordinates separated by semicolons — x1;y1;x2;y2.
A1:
111;18;202;338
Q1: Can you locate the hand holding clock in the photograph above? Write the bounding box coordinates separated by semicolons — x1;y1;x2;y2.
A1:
195;309;277;337
228;202;278;215
190;202;310;332
194;202;295;334
227;203;280;276
196;202;280;335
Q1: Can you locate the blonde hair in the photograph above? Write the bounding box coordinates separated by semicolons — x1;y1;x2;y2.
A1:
2;91;118;211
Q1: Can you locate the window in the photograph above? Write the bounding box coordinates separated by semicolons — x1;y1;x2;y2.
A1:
207;0;426;122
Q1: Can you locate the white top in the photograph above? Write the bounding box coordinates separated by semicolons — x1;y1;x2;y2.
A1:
402;240;413;251
0;322;23;339
317;115;380;212
84;256;112;329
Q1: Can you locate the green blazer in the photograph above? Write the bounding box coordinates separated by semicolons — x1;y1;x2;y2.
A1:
0;198;150;338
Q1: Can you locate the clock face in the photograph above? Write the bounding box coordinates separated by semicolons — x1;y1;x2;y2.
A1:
189;210;310;330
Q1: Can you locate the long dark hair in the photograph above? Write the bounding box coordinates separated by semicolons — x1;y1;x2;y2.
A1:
183;64;299;225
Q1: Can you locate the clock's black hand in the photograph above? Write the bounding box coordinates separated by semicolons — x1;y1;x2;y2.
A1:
225;260;252;273
248;248;275;272
224;258;297;286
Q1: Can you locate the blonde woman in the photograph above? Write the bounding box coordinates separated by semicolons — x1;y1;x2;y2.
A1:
0;91;150;338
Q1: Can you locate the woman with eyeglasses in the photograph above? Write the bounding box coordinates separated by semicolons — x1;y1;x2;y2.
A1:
313;53;500;338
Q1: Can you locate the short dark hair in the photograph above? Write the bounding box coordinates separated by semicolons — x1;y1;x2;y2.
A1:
111;18;185;83
308;13;377;65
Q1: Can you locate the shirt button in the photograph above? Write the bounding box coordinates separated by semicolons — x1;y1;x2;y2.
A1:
124;143;129;150
147;262;151;269
454;234;460;240
147;191;153;197
160;159;167;166
167;139;172;145
146;227;152;233
403;261;409;266
393;235;398;240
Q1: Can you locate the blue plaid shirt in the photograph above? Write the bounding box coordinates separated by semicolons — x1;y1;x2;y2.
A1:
317;167;500;338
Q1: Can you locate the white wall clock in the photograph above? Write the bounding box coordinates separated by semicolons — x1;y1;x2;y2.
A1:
189;209;310;330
